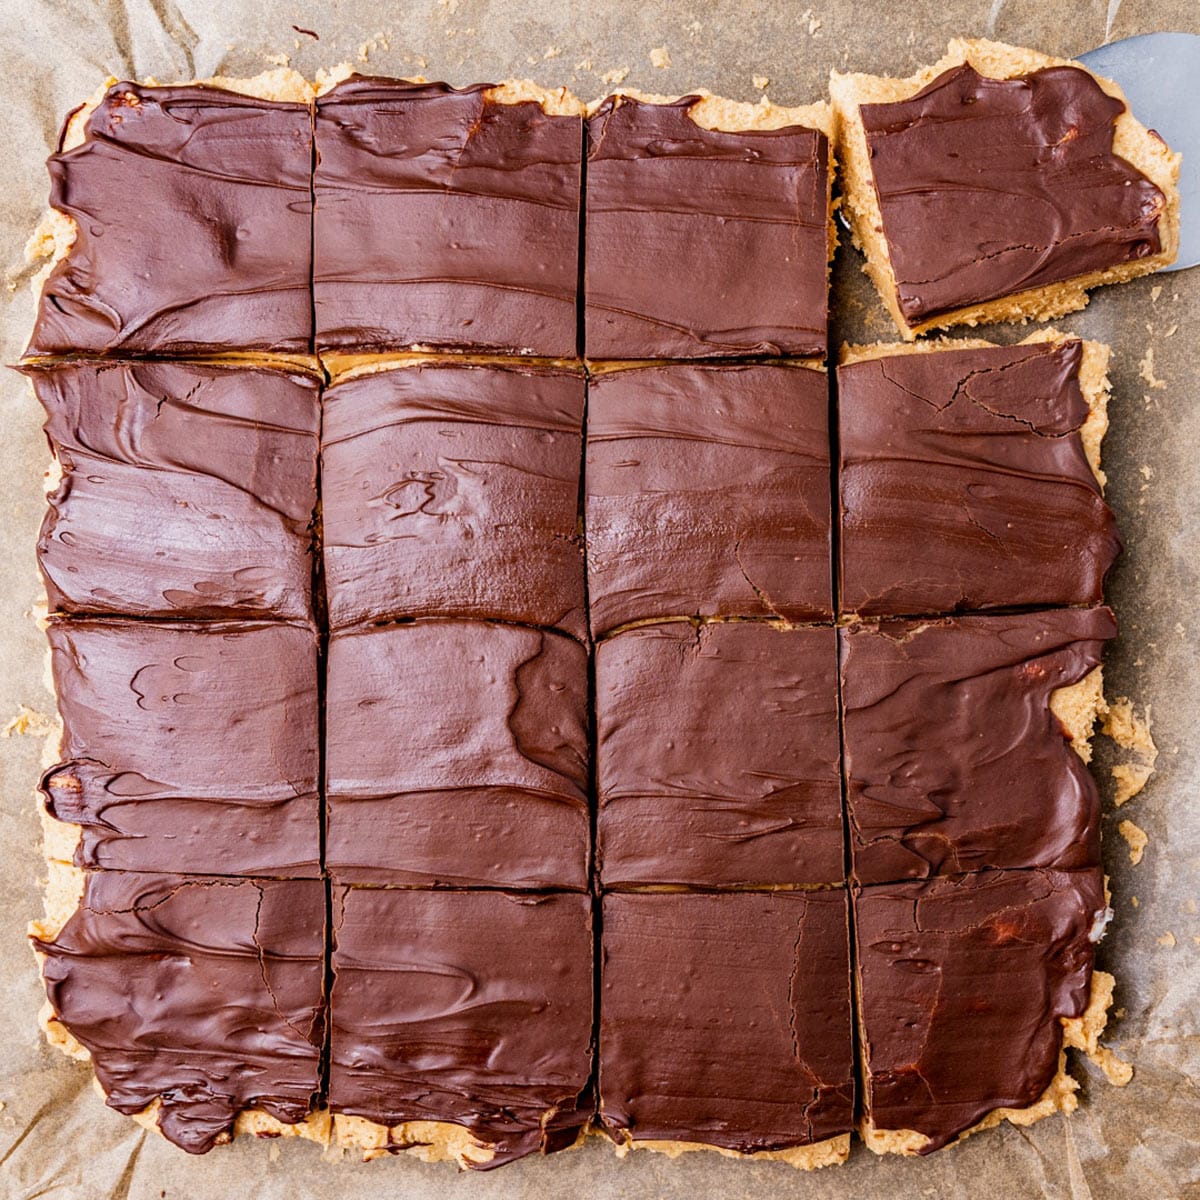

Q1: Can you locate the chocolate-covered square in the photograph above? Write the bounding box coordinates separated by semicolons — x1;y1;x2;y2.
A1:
27;83;313;357
325;620;589;889
34;871;326;1155
585;96;830;358
838;339;1121;617
841;607;1115;885
322;361;585;636
597;621;842;887
858;64;1167;325
599;891;854;1153
42;619;319;877
329;887;593;1167
855;867;1106;1151
586;363;832;636
314;78;582;356
31;360;319;622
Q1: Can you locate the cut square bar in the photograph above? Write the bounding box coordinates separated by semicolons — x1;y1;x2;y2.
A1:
29;360;319;622
830;38;1180;339
26;81;315;357
32;870;326;1155
314;78;583;356
586;362;832;636
854;867;1108;1153
321;358;585;637
325;620;589;889
840;607;1115;885
329;887;593;1169
838;333;1121;618
596;620;842;888
41;619;320;878
585;92;832;359
598;890;854;1165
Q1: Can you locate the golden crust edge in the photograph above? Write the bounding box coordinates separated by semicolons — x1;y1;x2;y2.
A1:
829;37;1182;341
600;1128;850;1169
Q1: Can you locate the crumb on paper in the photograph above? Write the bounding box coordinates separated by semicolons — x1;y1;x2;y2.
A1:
437;0;459;11
1130;895;1139;907
1156;931;1176;948
357;32;391;63
544;46;562;59
1151;284;1162;302
2;705;55;739
1185;898;1197;915
753;74;770;90
601;67;630;85
1140;465;1153;480
1139;346;1167;390
574;59;593;72
263;52;289;67
1164;324;1178;337
687;20;702;35
800;7;823;35
650;47;672;69
1102;697;1158;806
1118;819;1148;865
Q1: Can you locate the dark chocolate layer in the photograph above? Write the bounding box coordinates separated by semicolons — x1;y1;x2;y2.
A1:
315;77;581;356
30;360;319;621
840;607;1115;884
855;867;1106;1150
34;872;326;1154
322;361;585;636
597;621;843;887
586;363;832;635
27;83;314;356
599;891;854;1152
325;621;589;889
329;887;593;1168
43;619;320;877
860;63;1167;324
585;96;829;358
838;340;1121;617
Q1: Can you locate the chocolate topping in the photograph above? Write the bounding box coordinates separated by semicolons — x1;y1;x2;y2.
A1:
27;83;314;357
597;621;843;887
599;891;854;1151
855;867;1106;1149
860;64;1166;323
29;360;319;621
314;78;581;356
586;363;832;635
585;96;829;358
322;361;585;636
328;887;593;1167
838;340;1121;617
34;871;325;1154
43;619;320;877
840;607;1116;884
325;620;589;889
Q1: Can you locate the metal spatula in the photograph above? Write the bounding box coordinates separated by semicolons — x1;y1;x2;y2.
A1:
1078;31;1199;270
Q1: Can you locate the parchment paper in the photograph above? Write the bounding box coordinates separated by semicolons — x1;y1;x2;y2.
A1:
0;2;1196;1197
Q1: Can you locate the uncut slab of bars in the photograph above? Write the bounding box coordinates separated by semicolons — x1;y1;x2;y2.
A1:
22;38;1166;1167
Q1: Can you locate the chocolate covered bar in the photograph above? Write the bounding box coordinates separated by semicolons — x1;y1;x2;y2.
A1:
586;361;832;635
328;887;593;1168
831;38;1180;338
597;620;842;888
599;890;854;1163
321;358;585;636
585;92;832;358
325;620;589;889
838;334;1120;617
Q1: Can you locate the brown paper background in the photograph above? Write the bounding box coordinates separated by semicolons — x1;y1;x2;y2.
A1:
0;1;1197;1196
